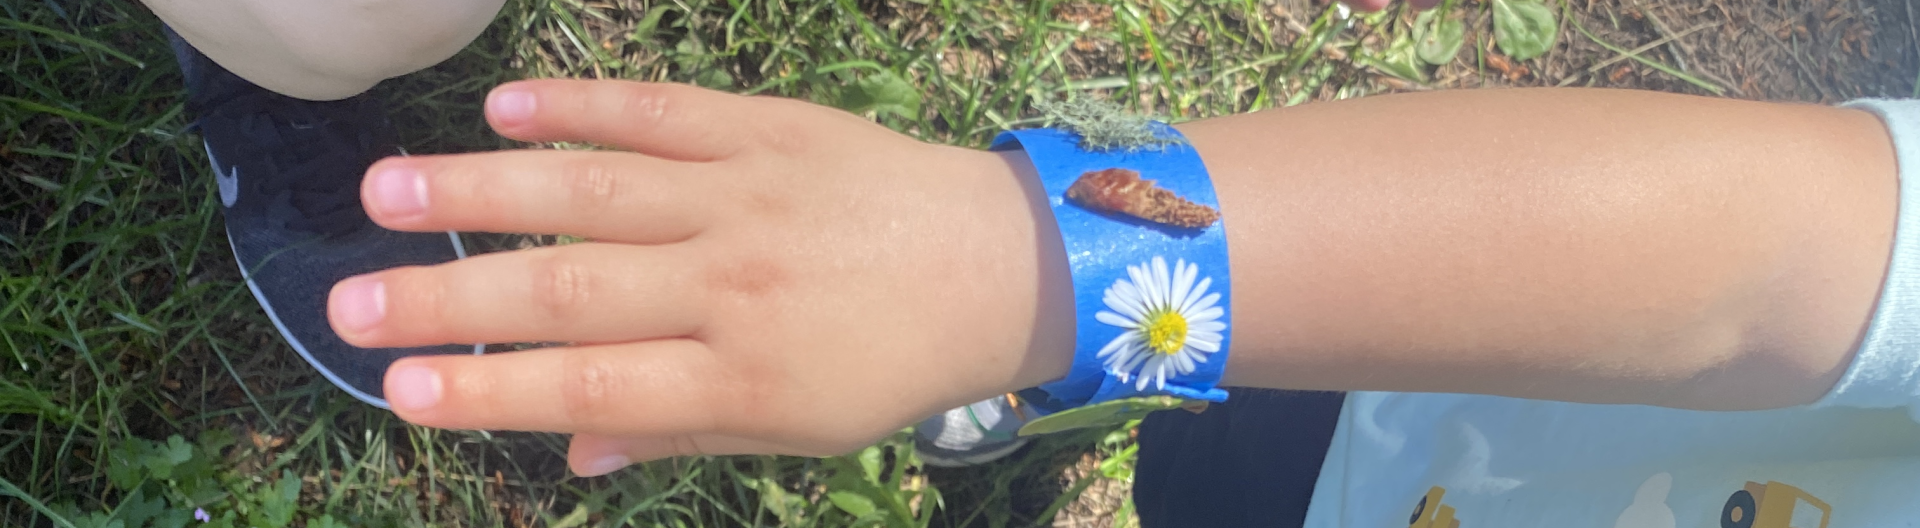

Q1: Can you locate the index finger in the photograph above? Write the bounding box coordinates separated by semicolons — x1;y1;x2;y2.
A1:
485;80;754;162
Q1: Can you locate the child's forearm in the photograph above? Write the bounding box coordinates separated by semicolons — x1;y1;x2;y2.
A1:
1000;88;1899;410
340;81;1900;465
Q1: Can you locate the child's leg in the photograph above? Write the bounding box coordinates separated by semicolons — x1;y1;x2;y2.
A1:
142;0;505;100
1134;390;1345;528
154;1;503;407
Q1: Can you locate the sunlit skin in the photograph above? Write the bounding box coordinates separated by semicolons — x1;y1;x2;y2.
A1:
325;76;1894;478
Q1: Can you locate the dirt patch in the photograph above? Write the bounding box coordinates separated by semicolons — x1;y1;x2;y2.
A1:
1377;0;1917;101
1521;0;1915;101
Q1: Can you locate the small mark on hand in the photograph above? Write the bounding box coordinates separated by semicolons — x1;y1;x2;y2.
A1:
707;256;788;299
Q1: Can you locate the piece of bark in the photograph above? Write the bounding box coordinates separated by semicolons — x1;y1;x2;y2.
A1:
1064;168;1220;229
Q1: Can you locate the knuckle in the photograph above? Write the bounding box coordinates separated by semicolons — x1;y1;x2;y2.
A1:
711;361;777;435
743;99;818;158
597;82;670;128
528;253;593;322
557;158;621;219
559;353;619;428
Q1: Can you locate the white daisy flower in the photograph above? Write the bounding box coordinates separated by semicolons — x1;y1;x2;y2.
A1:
1093;256;1227;391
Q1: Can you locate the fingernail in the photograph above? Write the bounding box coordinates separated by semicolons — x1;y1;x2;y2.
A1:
330;276;387;334
368;166;428;219
386;364;443;412
579;455;631;477
488;89;536;124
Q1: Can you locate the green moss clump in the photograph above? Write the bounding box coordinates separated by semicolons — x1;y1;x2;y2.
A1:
1034;96;1183;152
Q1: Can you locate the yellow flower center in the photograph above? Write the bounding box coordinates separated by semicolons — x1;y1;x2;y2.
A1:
1142;308;1188;355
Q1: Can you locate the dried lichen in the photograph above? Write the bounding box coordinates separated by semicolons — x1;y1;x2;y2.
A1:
1034;96;1184;152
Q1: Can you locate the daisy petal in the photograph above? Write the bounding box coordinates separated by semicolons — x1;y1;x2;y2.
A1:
1175;350;1197;374
1108;344;1134;366
1120;350;1150;374
1187;305;1225;324
1170;259;1199;312
1151;257;1171;307
1135;357;1157;391
1182;289;1213;318
1096;310;1138;329
1114;278;1144;303
1182;279;1215;313
1191;321;1227;333
1121;341;1144;370
1131;263;1160;309
1106;292;1147;322
1189;339;1220;353
1096;332;1138;359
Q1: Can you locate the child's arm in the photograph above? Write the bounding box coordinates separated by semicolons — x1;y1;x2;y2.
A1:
1185;88;1895;411
328;81;1896;469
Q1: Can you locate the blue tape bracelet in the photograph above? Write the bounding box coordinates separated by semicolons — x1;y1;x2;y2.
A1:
991;122;1232;409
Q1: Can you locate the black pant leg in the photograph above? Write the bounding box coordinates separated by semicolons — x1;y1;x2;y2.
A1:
1134;389;1346;528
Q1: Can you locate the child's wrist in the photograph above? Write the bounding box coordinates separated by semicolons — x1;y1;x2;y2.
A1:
986;122;1236;412
980;148;1079;393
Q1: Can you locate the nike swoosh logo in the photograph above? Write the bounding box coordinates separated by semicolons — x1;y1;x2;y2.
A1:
204;141;239;207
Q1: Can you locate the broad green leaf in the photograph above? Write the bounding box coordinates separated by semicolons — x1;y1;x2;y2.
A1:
1365;48;1427;82
693;68;734;90
826;490;878;518
549;504;592;528
1416;10;1467;65
1017;396;1188;436
104;441;148;490
628;5;673;44
141;436;190;480
162;436;193;464
1491;0;1558;61
149;508;193;528
114;487;164;528
72;511;123;528
856;445;884;485
1356;17;1427;81
838;71;922;118
250;471;300;528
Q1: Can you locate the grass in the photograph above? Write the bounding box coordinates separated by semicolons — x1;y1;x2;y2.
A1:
2;0;1425;526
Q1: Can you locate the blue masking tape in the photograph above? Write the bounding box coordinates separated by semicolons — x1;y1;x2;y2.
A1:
992;123;1232;408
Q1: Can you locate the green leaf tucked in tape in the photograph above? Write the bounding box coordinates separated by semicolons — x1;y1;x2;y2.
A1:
1017;395;1190;436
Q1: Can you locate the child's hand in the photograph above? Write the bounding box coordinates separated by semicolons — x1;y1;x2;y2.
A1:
330;80;1074;475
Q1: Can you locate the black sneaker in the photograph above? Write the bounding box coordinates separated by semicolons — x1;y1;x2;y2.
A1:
913;395;1039;467
168;28;481;408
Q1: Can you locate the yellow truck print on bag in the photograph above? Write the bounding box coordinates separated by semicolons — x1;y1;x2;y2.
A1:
1720;481;1830;528
1407;486;1460;528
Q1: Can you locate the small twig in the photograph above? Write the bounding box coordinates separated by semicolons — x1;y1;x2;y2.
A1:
1585;22;1717;74
1572;19;1724;95
1764;30;1834;102
1631;0;1692;71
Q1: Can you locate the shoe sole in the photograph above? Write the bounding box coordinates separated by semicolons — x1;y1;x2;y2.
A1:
916;438;1031;468
226;229;483;409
